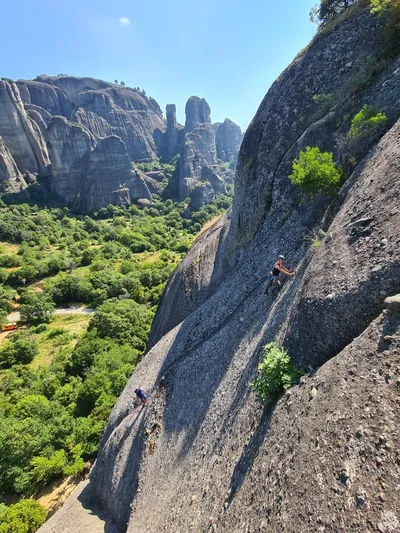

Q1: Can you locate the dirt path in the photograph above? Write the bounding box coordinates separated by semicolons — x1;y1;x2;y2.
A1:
6;306;95;323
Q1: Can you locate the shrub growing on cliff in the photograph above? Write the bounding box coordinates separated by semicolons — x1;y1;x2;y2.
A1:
310;0;356;24
370;0;400;14
251;343;304;403
289;146;342;196
348;104;387;138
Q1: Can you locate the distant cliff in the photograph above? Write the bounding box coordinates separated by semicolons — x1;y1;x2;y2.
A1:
0;75;242;212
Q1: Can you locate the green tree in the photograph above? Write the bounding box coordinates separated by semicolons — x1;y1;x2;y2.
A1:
30;450;67;485
251;343;304;403
311;0;355;24
0;500;46;533
19;292;55;324
289;146;342;196
370;0;400;14
0;339;38;369
348;104;387;139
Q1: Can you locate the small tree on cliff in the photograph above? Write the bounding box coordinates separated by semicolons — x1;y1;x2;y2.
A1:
310;0;356;24
289;146;342;196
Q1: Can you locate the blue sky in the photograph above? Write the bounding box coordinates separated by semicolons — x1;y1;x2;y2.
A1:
1;0;316;131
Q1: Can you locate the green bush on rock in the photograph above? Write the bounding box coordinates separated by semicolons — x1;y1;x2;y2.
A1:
251;342;304;403
348;104;387;139
289;146;342;196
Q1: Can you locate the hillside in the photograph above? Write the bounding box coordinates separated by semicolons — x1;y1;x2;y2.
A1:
33;2;400;532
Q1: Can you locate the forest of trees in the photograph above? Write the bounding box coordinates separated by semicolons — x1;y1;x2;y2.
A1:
0;192;232;529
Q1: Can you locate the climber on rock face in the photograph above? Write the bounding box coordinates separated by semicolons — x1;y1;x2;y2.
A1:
134;387;148;407
265;255;295;294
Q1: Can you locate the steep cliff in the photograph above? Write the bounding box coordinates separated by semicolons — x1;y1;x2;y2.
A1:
79;135;152;212
16;76;166;162
0;80;50;175
37;5;400;533
46;117;151;212
214;118;243;164
173;95;229;206
0;137;27;192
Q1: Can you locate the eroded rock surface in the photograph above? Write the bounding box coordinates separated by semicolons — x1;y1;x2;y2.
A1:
46;117;151;212
214;118;243;164
0;137;27;192
0;80;50;174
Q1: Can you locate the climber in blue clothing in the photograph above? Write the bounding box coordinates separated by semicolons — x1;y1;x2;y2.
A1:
135;387;148;406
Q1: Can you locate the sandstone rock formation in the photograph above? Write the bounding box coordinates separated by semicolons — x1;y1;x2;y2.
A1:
16;76;166;163
46;117;94;205
0;75;241;210
163;104;181;157
46;117;151;212
0;137;27;192
0;80;50;175
36;7;400;533
79;136;152;212
214;118;242;164
93;115;400;533
171;95;228;206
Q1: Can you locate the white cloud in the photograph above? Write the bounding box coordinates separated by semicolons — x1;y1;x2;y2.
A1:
119;17;131;27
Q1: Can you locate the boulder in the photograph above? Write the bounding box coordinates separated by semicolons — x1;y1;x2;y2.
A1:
189;181;215;209
146;171;166;182
384;294;400;314
142;174;162;195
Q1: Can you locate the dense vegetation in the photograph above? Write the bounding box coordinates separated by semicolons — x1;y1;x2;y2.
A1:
0;193;232;511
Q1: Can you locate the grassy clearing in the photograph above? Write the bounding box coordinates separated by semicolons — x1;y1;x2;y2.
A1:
30;314;91;369
0;242;19;255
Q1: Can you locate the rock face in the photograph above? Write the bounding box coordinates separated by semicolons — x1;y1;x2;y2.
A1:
214;118;242;164
0;137;27;192
16;76;166;162
46;117;151;212
0;75;241;210
172;95;227;206
80;136;152;212
46;117;94;205
164;104;181;157
0;80;50;174
35;8;400;533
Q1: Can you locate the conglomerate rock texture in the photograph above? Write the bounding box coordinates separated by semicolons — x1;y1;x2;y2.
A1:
36;6;400;533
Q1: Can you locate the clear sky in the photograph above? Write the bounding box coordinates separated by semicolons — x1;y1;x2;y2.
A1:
1;0;316;131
